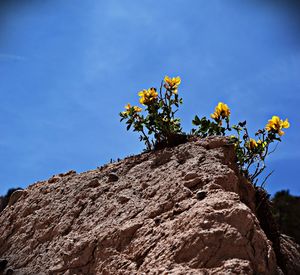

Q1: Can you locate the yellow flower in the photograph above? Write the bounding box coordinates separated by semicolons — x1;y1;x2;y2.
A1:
125;103;131;111
265;116;290;136
247;138;258;150
134;106;142;112
122;103;142;115
247;139;267;151
210;102;231;122
121;103;131;115
138;88;158;105
164;76;181;93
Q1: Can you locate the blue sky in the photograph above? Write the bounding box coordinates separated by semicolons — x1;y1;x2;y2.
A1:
0;0;299;196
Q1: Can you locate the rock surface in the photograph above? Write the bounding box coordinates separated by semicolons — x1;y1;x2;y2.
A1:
0;137;299;274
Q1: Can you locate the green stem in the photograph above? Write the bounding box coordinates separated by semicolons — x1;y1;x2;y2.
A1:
141;127;152;150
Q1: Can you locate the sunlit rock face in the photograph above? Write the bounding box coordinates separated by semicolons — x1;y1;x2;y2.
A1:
0;137;299;274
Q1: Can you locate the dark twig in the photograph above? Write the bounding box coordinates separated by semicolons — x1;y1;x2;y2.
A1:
261;170;274;189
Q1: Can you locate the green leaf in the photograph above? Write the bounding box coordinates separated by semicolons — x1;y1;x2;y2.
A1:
192;115;201;125
238;120;247;127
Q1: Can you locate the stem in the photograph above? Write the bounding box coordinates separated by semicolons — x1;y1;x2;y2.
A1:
137;114;152;150
245;157;255;172
159;80;163;99
250;161;266;182
148;105;159;136
260;170;274;188
141;128;152;150
267;142;279;156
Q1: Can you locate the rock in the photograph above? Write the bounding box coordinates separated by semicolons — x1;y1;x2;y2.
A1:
87;179;100;188
8;190;26;206
39;186;50;194
0;137;299;274
154;217;161;225
183;177;203;189
107;172;119;182
59;170;77;177
280;234;300;274
48;176;60;183
196;191;207;200
176;150;192;164
150;150;172;167
183;172;198;181
117;195;130;204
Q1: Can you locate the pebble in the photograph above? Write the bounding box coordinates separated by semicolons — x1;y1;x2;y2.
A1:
48;177;60;183
87;179;100;188
184;172;198;181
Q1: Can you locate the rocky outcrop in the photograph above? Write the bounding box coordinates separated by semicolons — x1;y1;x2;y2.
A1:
0;188;23;213
0;137;299;274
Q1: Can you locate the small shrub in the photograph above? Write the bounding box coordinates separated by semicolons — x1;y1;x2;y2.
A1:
120;76;185;150
193;103;290;185
230;116;289;185
192;102;230;137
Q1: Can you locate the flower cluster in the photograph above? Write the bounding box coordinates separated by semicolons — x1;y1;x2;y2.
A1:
122;103;142;116
164;76;181;94
210;102;230;124
120;76;184;150
247;138;258;151
138;88;158;105
265;116;289;136
246;139;267;151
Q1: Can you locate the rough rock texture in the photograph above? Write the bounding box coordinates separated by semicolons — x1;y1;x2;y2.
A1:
0;137;299;274
279;235;300;274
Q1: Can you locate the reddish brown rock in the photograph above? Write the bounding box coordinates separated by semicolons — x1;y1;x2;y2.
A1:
0;137;299;274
